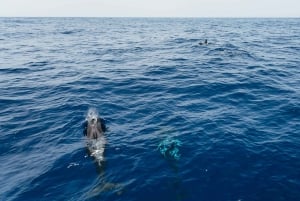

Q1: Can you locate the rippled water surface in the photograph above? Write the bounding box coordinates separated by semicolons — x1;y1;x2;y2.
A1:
0;18;300;201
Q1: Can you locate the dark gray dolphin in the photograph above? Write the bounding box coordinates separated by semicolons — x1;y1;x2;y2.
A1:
86;117;104;139
84;109;107;166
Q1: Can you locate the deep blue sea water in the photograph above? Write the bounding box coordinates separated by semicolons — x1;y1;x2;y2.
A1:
0;18;300;201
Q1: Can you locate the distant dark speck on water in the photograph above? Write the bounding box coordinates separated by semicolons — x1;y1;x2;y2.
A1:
199;39;208;45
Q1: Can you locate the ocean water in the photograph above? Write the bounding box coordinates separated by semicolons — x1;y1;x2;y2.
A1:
0;18;300;201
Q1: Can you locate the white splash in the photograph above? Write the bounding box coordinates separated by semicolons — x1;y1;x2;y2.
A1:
86;108;99;122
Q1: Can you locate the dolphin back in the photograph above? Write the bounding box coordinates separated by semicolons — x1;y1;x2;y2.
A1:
84;117;106;139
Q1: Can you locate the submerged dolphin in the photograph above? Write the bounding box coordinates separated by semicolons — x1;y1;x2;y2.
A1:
84;109;107;166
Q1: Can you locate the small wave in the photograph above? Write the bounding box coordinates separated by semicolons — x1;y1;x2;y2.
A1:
61;31;75;35
25;61;49;67
60;29;83;35
86;108;99;121
288;46;300;51
172;37;200;44
0;67;31;74
206;43;256;60
6;18;35;24
169;57;188;62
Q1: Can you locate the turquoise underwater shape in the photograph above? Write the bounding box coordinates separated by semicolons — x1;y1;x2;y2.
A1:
158;138;182;160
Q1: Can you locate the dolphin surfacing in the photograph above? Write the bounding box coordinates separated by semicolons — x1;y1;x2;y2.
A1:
84;109;107;166
86;117;104;139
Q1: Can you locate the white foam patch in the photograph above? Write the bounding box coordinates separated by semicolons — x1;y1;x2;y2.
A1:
86;108;99;122
67;162;79;169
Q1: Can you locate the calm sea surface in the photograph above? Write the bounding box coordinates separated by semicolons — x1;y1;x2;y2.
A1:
0;18;300;201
